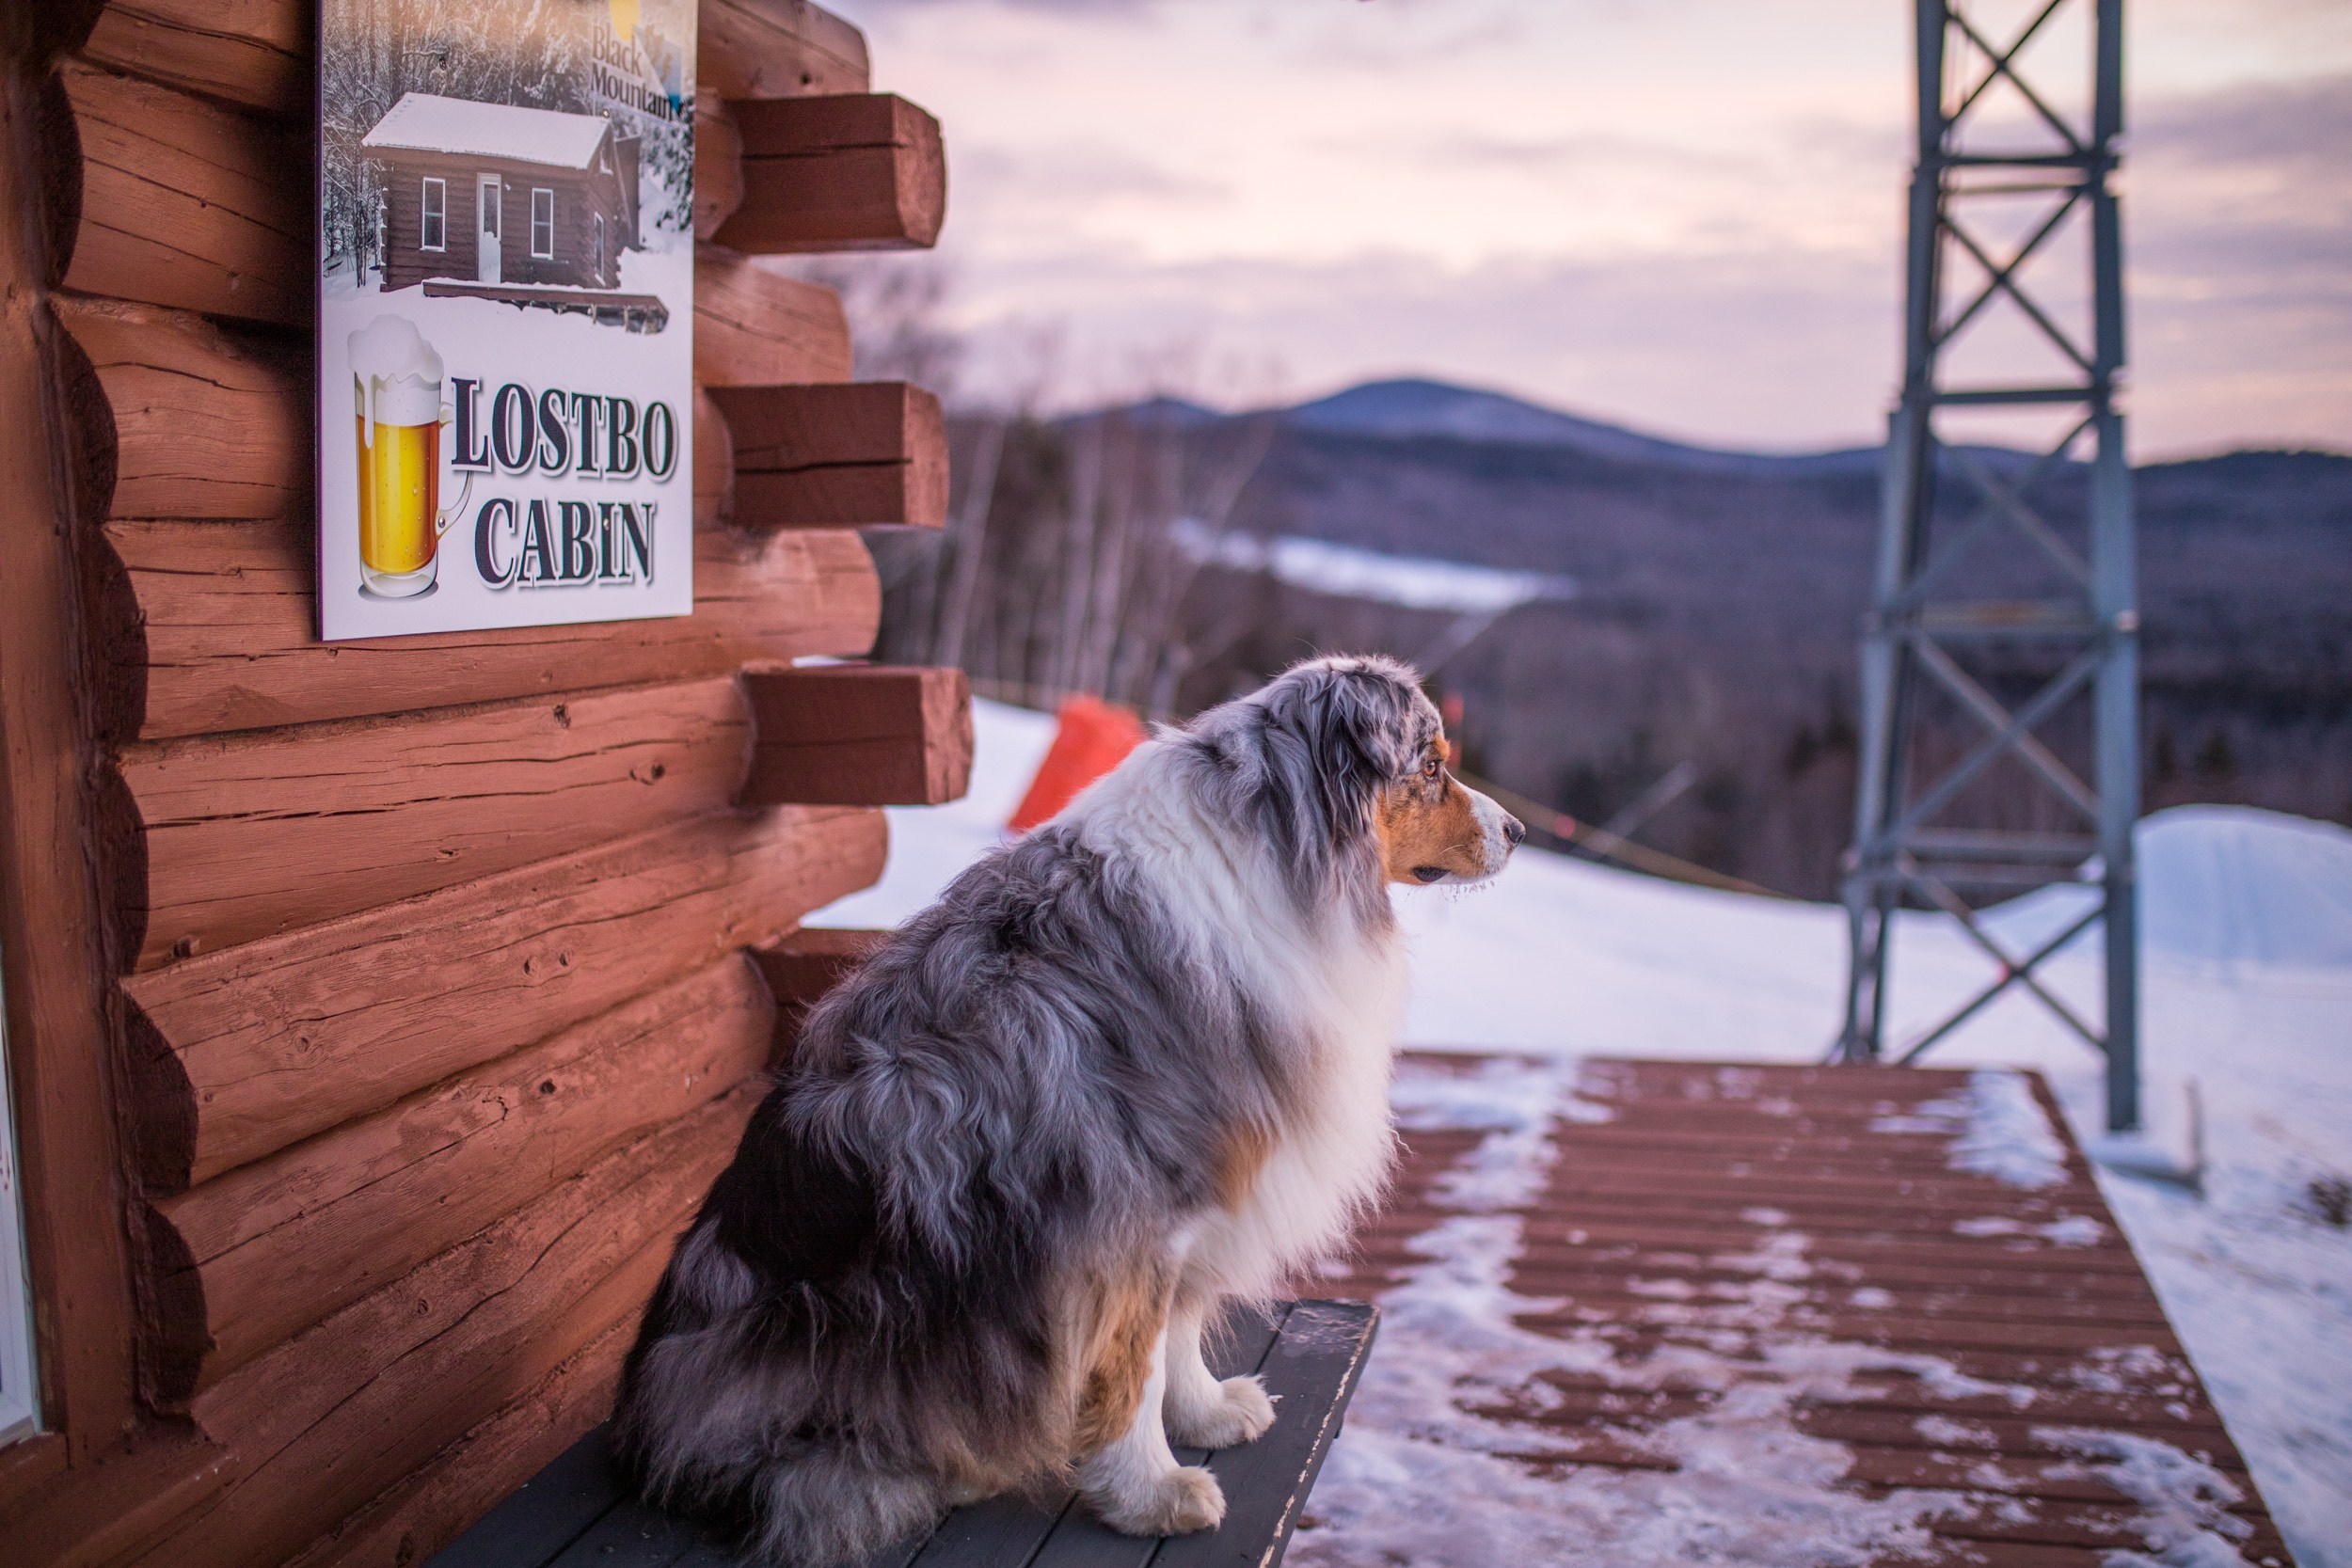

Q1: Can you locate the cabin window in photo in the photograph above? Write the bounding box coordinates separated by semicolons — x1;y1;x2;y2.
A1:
421;177;446;251
0;907;40;1447
594;214;606;281
532;188;555;259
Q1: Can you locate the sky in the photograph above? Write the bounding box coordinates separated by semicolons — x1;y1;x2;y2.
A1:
821;0;2349;458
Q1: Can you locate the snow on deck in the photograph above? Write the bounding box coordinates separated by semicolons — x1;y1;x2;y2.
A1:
1290;1055;2288;1566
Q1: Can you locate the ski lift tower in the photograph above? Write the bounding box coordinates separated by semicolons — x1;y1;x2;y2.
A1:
1836;0;2141;1132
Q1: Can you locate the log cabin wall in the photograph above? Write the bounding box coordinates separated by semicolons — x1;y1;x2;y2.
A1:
0;3;963;1562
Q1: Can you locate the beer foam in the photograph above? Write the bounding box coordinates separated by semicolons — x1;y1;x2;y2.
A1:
349;315;443;434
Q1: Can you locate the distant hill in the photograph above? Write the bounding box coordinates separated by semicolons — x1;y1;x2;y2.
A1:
1279;377;1881;476
1201;382;2350;894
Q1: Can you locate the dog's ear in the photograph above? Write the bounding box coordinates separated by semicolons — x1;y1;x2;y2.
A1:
1261;658;1422;836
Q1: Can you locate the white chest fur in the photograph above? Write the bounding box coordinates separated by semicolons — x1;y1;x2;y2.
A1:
1067;750;1409;1300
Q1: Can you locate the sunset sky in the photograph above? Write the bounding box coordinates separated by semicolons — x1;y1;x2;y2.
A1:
821;0;2347;458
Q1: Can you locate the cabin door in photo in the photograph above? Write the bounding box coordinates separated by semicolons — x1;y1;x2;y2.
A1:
477;174;501;283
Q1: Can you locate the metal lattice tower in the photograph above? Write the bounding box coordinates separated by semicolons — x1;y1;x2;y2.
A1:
1836;0;2140;1132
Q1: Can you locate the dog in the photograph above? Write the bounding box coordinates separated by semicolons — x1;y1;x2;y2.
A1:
614;655;1523;1564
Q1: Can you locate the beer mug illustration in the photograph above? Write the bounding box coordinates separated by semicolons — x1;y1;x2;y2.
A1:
349;316;471;598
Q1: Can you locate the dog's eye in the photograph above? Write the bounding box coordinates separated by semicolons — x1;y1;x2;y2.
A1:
1422;757;1441;780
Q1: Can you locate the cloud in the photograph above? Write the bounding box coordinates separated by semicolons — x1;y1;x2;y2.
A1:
827;2;2347;455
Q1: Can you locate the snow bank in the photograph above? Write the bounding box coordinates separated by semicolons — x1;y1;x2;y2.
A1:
804;698;2352;1567
1985;805;2352;975
1168;517;1579;614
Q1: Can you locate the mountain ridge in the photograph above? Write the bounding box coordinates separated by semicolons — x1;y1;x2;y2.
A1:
1090;376;2350;481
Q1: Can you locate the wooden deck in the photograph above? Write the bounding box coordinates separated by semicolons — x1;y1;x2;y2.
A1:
432;1056;2290;1567
1298;1055;2293;1566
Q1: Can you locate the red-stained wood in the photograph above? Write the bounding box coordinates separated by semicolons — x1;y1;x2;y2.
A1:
707;380;948;529
0;61;142;1483
282;1320;635;1568
51;292;807;526
695;98;745;241
0;1428;239;1568
147;957;771;1393
740;663;973;807
79;0;306;117
712;93;946;254
750;925;887;1056
693;384;737;524
693;243;852;386
49;293;304;520
699;0;871;101
56;59;305;325
106;676;755;971
8;0;932;1557
87;516;879;741
76;0;870;119
139;1089;756;1568
125;805;882;1190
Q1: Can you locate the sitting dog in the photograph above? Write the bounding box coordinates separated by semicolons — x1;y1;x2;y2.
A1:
614;655;1523;1564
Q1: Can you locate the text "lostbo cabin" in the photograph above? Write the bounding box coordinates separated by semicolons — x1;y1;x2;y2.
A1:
450;376;683;590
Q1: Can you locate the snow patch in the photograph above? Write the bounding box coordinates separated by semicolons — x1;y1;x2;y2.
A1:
2038;1428;2253;1565
1168;517;1578;614
1875;1070;2070;1189
1953;1213;2109;1247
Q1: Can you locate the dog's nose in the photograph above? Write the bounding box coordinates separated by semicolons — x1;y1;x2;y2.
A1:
1502;814;1525;847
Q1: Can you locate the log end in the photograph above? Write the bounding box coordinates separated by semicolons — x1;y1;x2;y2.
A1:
738;664;972;807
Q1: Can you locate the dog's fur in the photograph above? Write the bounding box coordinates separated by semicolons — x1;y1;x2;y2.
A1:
614;656;1521;1563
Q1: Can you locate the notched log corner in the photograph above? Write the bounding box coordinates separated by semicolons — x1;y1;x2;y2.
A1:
90;760;151;974
135;1198;212;1411
30;65;85;283
45;294;117;531
122;997;198;1196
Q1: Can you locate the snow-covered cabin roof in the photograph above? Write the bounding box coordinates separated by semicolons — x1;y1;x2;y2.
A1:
361;92;611;170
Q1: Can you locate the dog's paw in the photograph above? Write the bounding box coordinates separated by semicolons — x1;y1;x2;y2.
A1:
1167;1374;1277;1449
1093;1465;1226;1537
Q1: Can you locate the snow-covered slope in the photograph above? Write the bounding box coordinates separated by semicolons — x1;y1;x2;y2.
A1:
806;699;2352;1567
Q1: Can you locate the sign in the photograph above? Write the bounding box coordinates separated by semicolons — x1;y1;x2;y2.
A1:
317;0;696;641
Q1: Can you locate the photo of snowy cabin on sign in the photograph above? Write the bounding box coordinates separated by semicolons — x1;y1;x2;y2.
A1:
316;0;694;641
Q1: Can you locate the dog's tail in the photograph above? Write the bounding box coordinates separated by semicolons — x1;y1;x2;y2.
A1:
615;1223;980;1566
616;1315;957;1565
736;1448;951;1568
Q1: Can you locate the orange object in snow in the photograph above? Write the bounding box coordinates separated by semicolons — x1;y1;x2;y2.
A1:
1008;695;1150;833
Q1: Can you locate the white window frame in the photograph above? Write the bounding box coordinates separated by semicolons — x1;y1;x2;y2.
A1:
531;188;555;260
0;921;40;1447
420;176;446;251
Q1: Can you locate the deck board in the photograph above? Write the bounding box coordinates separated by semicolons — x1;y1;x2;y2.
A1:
1290;1055;2293;1567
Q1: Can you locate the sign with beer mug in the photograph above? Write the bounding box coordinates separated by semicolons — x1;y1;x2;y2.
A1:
317;0;695;641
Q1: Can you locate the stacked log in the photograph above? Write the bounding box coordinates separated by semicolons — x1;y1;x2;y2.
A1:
0;3;956;1563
